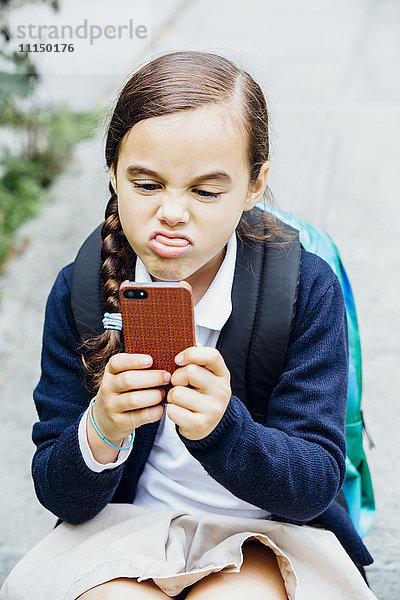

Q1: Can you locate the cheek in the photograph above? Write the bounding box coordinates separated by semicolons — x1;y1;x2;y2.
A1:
207;209;242;236
118;190;148;225
118;203;142;249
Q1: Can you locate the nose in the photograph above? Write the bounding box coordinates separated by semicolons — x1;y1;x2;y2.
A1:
156;192;190;227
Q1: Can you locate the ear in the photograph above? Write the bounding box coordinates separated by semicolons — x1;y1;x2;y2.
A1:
110;164;117;195
243;161;270;211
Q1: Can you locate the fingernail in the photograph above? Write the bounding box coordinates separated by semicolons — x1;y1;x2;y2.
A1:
164;372;171;383
148;405;163;422
175;353;184;364
140;355;152;366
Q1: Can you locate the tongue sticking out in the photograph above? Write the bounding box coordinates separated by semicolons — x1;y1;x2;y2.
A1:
150;235;192;258
155;234;190;247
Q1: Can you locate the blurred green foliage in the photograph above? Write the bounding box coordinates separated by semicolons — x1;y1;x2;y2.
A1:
0;1;56;111
0;107;96;266
0;0;96;268
1;105;96;183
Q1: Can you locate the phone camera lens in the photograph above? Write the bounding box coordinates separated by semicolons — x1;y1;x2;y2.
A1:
123;289;148;300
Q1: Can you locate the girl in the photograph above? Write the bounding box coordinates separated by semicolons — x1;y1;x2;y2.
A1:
1;51;376;600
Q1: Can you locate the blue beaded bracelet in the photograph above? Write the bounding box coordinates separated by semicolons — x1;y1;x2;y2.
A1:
88;397;135;450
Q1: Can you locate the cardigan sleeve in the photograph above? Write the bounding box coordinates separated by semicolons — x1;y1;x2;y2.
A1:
177;251;348;522
31;264;126;523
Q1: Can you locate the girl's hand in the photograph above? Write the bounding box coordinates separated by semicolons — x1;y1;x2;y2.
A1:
88;353;170;462
166;346;232;441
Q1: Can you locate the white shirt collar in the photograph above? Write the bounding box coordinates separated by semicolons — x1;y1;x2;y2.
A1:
134;231;237;332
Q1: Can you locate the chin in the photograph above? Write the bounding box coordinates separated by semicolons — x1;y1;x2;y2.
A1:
147;264;191;283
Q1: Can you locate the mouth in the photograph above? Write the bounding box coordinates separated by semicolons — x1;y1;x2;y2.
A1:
149;231;193;258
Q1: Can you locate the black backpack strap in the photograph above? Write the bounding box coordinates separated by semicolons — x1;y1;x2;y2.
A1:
217;207;301;423
70;223;106;339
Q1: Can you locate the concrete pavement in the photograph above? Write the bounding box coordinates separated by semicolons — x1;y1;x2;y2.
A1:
1;1;399;597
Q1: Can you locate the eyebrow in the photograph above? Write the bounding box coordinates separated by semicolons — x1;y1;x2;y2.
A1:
125;165;233;185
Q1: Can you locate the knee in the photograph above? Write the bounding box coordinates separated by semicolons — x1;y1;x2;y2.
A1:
185;542;287;599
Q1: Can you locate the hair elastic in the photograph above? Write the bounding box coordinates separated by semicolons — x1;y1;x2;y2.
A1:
102;312;122;331
88;397;135;450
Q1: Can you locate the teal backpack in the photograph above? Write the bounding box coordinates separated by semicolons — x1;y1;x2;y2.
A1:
261;204;375;538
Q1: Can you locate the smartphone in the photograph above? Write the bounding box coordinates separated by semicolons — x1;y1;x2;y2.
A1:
118;280;196;391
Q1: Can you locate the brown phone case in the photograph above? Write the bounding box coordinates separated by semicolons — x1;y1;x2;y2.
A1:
118;281;196;388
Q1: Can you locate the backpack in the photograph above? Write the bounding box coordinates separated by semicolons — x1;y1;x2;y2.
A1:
70;205;375;538
260;204;375;538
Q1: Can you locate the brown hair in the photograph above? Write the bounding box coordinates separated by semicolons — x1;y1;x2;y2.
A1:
79;50;290;396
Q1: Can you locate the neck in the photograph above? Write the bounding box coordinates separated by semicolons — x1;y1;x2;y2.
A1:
150;245;227;306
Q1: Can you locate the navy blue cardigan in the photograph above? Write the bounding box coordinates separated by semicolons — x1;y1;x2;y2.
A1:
31;248;372;567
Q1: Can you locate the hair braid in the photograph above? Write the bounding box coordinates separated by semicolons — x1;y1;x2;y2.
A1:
79;184;136;397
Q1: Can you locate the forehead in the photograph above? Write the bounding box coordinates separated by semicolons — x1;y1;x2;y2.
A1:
117;104;248;176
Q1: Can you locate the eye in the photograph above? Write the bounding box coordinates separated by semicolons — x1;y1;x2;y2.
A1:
132;183;161;192
193;188;221;199
132;183;221;199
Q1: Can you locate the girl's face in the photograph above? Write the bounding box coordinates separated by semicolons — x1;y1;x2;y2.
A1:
110;103;269;302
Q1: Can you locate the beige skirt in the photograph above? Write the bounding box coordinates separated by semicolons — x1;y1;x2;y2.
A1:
0;504;376;600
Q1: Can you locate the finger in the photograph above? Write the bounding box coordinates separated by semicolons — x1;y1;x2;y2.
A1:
166;401;196;429
115;387;166;412
171;363;213;392
175;346;227;377
107;353;153;375
167;385;199;412
128;403;165;429
112;369;171;393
